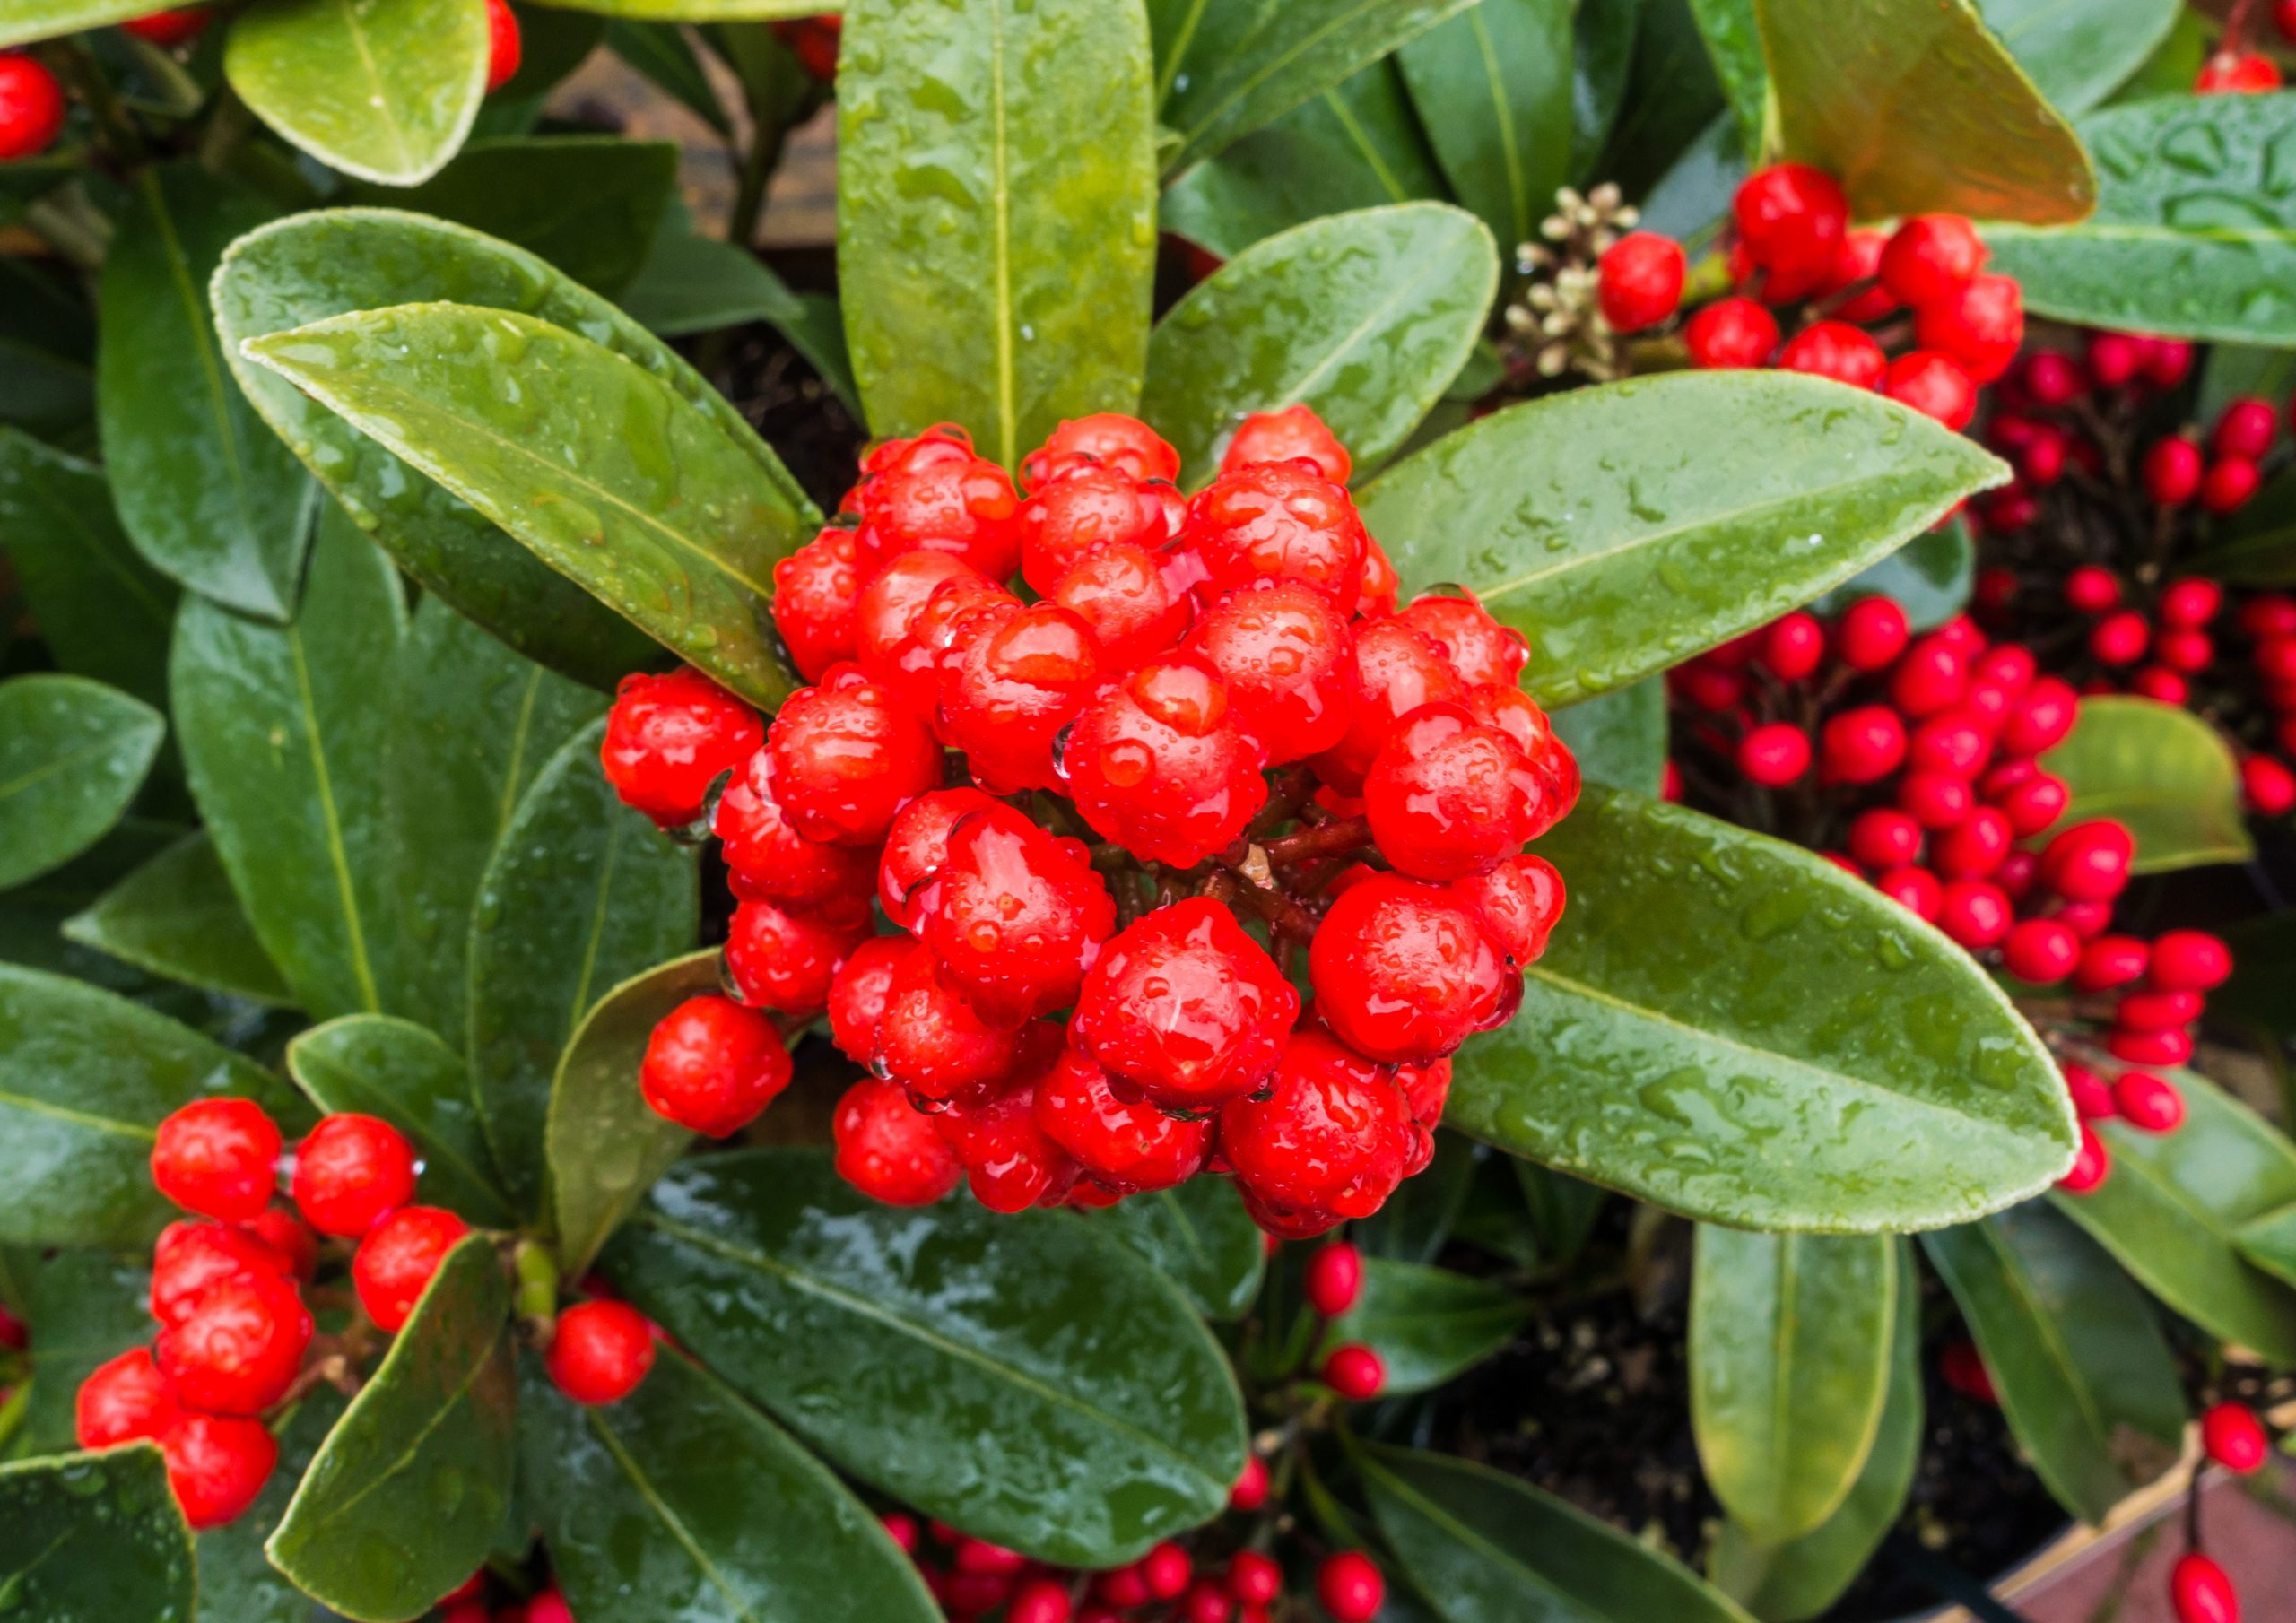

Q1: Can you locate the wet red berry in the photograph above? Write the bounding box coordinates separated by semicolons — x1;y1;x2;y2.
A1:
1684;297;1779;369
1187;581;1357;764
855;445;1020;579
1050;542;1193;667
2060;1122;2110;1193
1071;898;1298;1110
1033;1047;1213;1194
1451;852;1566;968
1311;874;1517;1063
833;1075;964;1205
291;1113;416;1237
922;812;1115;1024
725;896;869;1020
2001;918;2079;985
1834;596;1911;672
1734;164;1848;280
1223;1030;1422;1228
940;601;1103;794
640;994;793;1137
1779;321;1886;390
152;1098;282;1223
0;55;66;161
161;1411;278;1530
766;666;944;846
1025;413;1182;489
150;1219;291;1328
1887;351;1978;429
548;1299;657;1405
1879;214;1986;308
1062;658;1267;868
155;1270;311;1416
826;935;911;1064
601;670;763;829
772;527;866;682
1914;273;2022;383
1366;702;1560;879
1222;403;1352;483
76;1348;179;1449
871;945;1028;1102
352;1206;472;1332
1186;459;1369;607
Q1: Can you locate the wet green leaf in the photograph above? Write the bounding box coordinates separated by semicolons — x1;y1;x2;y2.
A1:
1397;0;1573;252
267;1233;516;1622
1923;1203;2183;1523
171;508;408;1023
604;1149;1248;1567
243;302;807;709
225;0;489;185
97;162;309;621
0;675;164;890
1552;679;1665;796
1685;0;1763;154
1080;1176;1266;1321
1354;1133;1480;1265
1812;519;1974;633
15;1251;149;1460
1602;0;1725;199
1987;95;2296;344
1570;0;1641;181
467;719;697;1217
2039;696;2252;874
0;1446;194;1621
1317;1259;1528;1394
1356;372;2008;709
0;821;185;988
1447;787;2076;1232
1977;0;2179;116
838;0;1157;468
62;831;292;1005
1691;1229;1893;1545
196;1391;350;1623
0;0;157;43
525;1349;941;1623
1142;204;1496;490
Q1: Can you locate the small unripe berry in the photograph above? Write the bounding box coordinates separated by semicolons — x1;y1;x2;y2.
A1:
1683;297;1779;369
1304;1241;1364;1317
1596;232;1686;332
291;1113;418;1237
1322;1342;1386;1400
1316;1551;1387;1623
547;1299;657;1405
352;1206;471;1332
2201;1401;2269;1472
152;1099;282;1223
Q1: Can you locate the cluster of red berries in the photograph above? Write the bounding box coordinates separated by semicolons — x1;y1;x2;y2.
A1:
604;407;1578;1237
1595;163;2020;430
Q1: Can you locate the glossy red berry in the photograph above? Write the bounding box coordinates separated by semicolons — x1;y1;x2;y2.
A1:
1015;464;1171;595
1223;1029;1422;1228
2160;579;2223;629
2214;396;2277;462
2202;1402;2269;1472
2197;48;2282;91
2202;457;2261;515
291;1113;417;1237
2245;754;2296;815
247;1207;318;1283
1316;1551;1387;1623
766;666;944;846
122;6;209;44
2113;1071;2186;1133
2022;350;2085;405
853;549;1013;715
1819;706;1908;784
1835;596;1911;672
1915;273;2023;384
1228;1549;1281;1604
483;0;520;91
1935;880;2012;950
526;1592;576;1623
1759;612;1824;681
1062;659;1267;868
2000;676;2078;756
1734;164;1848;278
1050;542;1193;667
151;1219;291;1328
1025;413;1182;488
772;527;866;682
1737;721;1812;786
711;748;876;909
2060;1122;2110;1193
2149;930;2232;993
1222;403;1352;483
2040;820;2135;902
1365;703;1559;879
640;994;793;1137
1186;459;1369;607
1008;1576;1075;1623
2089;611;2149;666
1315;619;1467;791
2170;1552;2239;1623
1311;875;1516;1063
1323;1342;1386;1400
725;896;868;1020
1846;809;1921;870
1879;214;1986;308
1141;1542;1195;1601
0;54;65;161
1451;852;1567;968
834;1075;964;1205
155;1270;312;1416
855;447;1020;579
76;1349;179;1449
923;812;1115;1024
1898;769;1973;830
940;601;1102;794
1597;231;1686;332
1071;898;1298;1110
932;1062;1077;1213
822;936;908;1067
1779;321;1886;390
1684;296;1780;369
2142;436;2205;507
152;1098;282;1223
1034;1047;1213;1194
548;1300;657;1405
2001;918;2079;984
1393;591;1528;690
871;945;1028;1101
2061;1060;2116;1120
1304;1241;1364;1317
1183;581;1356;764
1886;351;1978;430
352;1206;472;1332
161;1412;278;1530
601;670;763;828
1932;806;2013;879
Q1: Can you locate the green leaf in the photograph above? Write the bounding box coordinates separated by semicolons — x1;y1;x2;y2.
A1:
607;20;730;132
1570;0;1641;181
1552;678;1665;796
268;1233;515;1621
1446;786;2076;1231
1690;1229;1893;1545
1812;518;1974;633
97;162;309;621
1080;1176;1267;1322
0;429;178;708
1513;1159;1608;1267
1752;0;2093;223
2237;1203;2296;1290
1356;1132;1479;1265
16;1250;150;1460
547;950;718;1278
1141;204;1497;490
243;301;808;709
604;1149;1248;1567
210;207;694;692
1355;372;2008;709
1396;0;1574;253
171;507;409;1022
0;963;303;1247
526;1349;941;1623
1685;0;1764;156
62;831;293;1005
196;1390;351;1623
0;0;161;44
288;1016;517;1229
2049;1067;2296;1365
1976;0;2180;116
539;0;831;18
344;137;678;297
0;821;186;989
0;255;94;447
2039;696;2252;874
837;0;1157;469
1358;1442;1757;1623
473;5;610;138
1636;111;1744;244
1922;1204;2184;1523
225;0;489;185
0;1447;194;1619
1603;0;1726;198
0;674;164;890
1317;1258;1529;1395
467;719;697;1216
2114;7;2208;105
2196;464;2296;585
2198;345;2296;434
1987;95;2296;344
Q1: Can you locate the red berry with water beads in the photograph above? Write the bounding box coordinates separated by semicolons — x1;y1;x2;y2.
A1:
1187;581;1356;764
352;1206;472;1332
1888;351;1978;429
291;1113;417;1237
1879;215;1987;308
1034;1047;1213;1195
773;527;867;681
725;896;868;1019
1222;1030;1423;1233
1062;658;1267;867
1310;875;1516;1064
155;1270;311;1416
152;1099;282;1223
601;669;763;829
921;812;1114;1024
1071;897;1298;1110
1597;231;1686;332
1027;412;1182;488
1364;703;1560;879
1734;163;1848;282
547;1299;657;1405
765;666;943;846
76;1348;179;1449
1222;404;1352;483
834;1075;964;1206
639;994;793;1137
1916;273;2024;383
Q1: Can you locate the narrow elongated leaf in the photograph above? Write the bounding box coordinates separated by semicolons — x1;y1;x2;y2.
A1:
1514;1159;1608;1266
0;821;184;988
1143;204;1496;490
1552;679;1665;796
1604;0;1726;199
0;254;93;446
1318;1258;1529;1394
1397;0;1574;252
0;1447;194;1620
1686;0;1763;155
2238;1204;2296;1289
472;5;609;138
1691;1229;1894;1544
1570;0;1640;180
98;163;309;621
0;0;156;43
1753;0;2092;223
171;508;408;1023
289;1016;517;1228
196;1391;350;1623
225;0;490;186
267;1234;516;1622
604;1150;1248;1567
607;19;730;132
0;675;164;890
837;0;1156;469
244;302;806;709
1359;1444;1756;1623
63;831;293;1005
1813;519;1973;632
1356;1133;1480;1264
467;720;697;1215
1447;787;2075;1232
526;1350;941;1623
0;964;303;1247
2039;697;2252;874
16;1251;149;1459
1977;0;2179;116
1922;1205;2183;1523
1083;1178;1266;1320
1356;372;2008;708
1987;95;2296;344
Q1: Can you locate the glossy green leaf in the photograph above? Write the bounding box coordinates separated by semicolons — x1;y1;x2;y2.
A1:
1355;372;2008;708
1685;0;1763;154
225;0;489;186
606;19;730;131
1080;1177;1266;1321
2049;1068;2296;1365
16;1251;149;1460
1922;1204;2183;1523
1987;95;2296;344
1513;1159;1608;1266
243;302;807;709
547;950;718;1278
0;964;302;1247
0;675;164;890
1317;1258;1528;1395
97;163;309;621
604;1149;1248;1567
1636;110;1744;244
1570;0;1641;180
1447;786;2075;1232
2198;345;2296;434
536;0;831;18
0;821;186;990
837;0;1156;469
1142;204;1496;490
288;1016;516;1229
196;1391;350;1623
267;1234;516;1621
1753;0;2092;223
1552;679;1666;796
2039;696;2252;874
0;1447;194;1621
0;430;177;708
0;0;158;42
526;1349;941;1623
1812;519;1974;633
62;831;292;1005
1359;1443;1757;1623
1397;0;1573;252
467;719;697;1216
1977;0;2179;116
1691;1229;1893;1544
1603;0;1726;199
2236;1203;2296;1290
171;508;408;1023
210;207;695;692
1355;1133;1480;1265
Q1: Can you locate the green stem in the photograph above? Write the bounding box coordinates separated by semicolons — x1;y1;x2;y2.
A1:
726;110;787;252
514;1239;562;1342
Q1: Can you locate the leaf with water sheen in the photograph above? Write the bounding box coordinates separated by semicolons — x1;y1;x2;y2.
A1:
16;1250;150;1459
1551;679;1665;796
1355;372;2008;708
1084;1177;1267;1320
1317;1259;1529;1395
1446;787;2075;1232
603;1149;1248;1567
1975;0;2179;115
63;831;292;1005
0;675;164;891
541;0;831;16
196;1391;350;1623
1812;519;1973;632
0;0;157;41
1685;0;1764;155
1397;0;1574;252
0;1447;195;1622
2039;696;2252;874
288;1016;516;1228
1142;204;1495;489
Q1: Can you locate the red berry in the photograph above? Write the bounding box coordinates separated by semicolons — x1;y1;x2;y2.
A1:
2041;820;2135;901
2150;930;2232;993
1142;1541;1194;1601
877;788;1013;930
1820;705;1909;784
1914;273;2023;384
2143;436;2206;507
1820;227;1896;322
855;447;1020;579
1051;542;1192;667
2131;667;2189;705
1891;635;1969;716
1222;403;1352;483
1311;874;1517;1063
1015;463;1170;595
2203;457;2261;515
2062;564;2118;613
2113;1071;2185;1133
2063;1060;2117;1120
1322;1342;1386;1400
933;1061;1077;1213
152;1099;282;1224
291;1114;416;1237
2160;579;2223;629
601;670;763;829
772;527;866;682
1316;1551;1387;1623
1848;809;1923;869
1230;1455;1271;1512
2216;397;2278;461
76;1348;179;1450
640;995;792;1138
1761;612;1825;681
1394;591;1529;690
1033;1047;1213;1194
1734;164;1848;279
526;1592;576;1623
1736;720;1812;786
2110;1027;2195;1066
161;1411;278;1530
2155;629;2213;673
923;814;1114;1024
2197;48;2283;91
2087;333;2141;386
823;939;908;1069
1228;1549;1281;1603
1835;597;1911;672
2076;935;2150;992
1898;769;1973;830
2060;1122;2111;1193
937;603;1101;795
2000;677;2078;755
766;666;944;847
1935;880;2012;950
547;1299;656;1405
1778;320;1886;390
2170;1552;2240;1623
1025;413;1181;489
1062;659;1267;868
854;549;1013;716
1597;231;1686;332
1304;1241;1364;1317
122;7;209;44
725;896;868;1020
1932;806;2013;879
246;1206;318;1283
1875;864;1942;920
155;1270;311;1416
1450;851;1566;967
1367;702;1561;877
1314;620;1465;791
2001;918;2079;984
1909;712;1991;778
1940;1338;1997;1403
1683;297;1779;369
834;1075;964;1206
2090;611;2149;666
1223;1030;1422;1226
712;749;875;909
1886;350;1978;429
871;945;1028;1102
2022;351;2085;406
1187;581;1358;764
1185;459;1369;607
150;1219;291;1328
1879;214;1986;308
483;0;520;91
1008;1576;1075;1623
0;54;65;161
2201;1402;2269;1472
352;1206;472;1332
